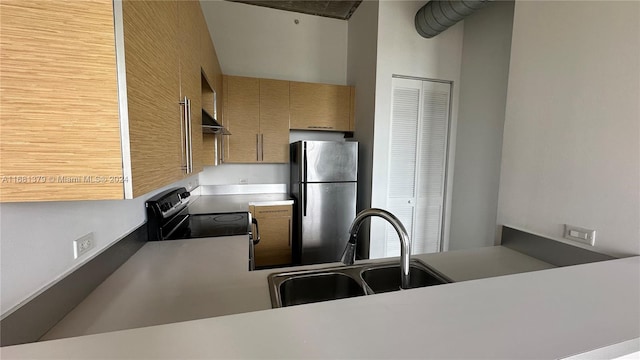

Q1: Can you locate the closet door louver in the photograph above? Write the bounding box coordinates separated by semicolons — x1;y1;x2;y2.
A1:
385;77;451;257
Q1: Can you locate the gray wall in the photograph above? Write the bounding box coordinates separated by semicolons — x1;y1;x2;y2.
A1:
347;0;379;257
369;0;464;257
497;1;640;257
449;1;515;250
0;175;199;316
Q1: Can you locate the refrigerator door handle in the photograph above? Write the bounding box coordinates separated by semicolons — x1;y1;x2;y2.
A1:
303;142;308;183
302;183;307;217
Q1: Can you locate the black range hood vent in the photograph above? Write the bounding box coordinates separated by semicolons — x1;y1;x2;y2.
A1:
202;109;231;135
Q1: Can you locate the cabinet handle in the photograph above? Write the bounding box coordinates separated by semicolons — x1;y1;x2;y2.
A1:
260;134;264;161
308;126;334;129
288;218;291;248
256;134;259;161
187;97;193;173
252;217;260;245
179;97;188;172
219;132;225;163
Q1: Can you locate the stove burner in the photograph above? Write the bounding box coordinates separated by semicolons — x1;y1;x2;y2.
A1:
146;187;252;241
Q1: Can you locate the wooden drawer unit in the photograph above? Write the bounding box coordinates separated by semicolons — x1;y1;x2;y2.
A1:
250;204;292;268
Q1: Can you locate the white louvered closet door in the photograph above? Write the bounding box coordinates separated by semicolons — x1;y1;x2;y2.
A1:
386;77;451;257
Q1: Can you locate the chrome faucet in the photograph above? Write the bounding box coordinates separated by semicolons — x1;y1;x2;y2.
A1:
341;208;412;289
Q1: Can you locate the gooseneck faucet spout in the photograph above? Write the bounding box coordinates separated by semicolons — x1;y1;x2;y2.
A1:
341;208;412;289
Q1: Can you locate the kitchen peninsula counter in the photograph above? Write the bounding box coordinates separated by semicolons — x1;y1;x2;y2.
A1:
3;245;637;358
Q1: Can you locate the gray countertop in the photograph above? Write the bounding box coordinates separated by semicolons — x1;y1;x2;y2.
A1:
41;238;555;341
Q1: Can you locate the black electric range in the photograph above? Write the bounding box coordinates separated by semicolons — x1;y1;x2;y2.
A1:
145;187;259;269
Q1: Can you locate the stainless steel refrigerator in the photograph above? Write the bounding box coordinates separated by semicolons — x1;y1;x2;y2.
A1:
290;140;358;265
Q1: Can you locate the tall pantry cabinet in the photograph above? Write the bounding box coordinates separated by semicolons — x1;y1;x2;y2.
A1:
0;0;217;202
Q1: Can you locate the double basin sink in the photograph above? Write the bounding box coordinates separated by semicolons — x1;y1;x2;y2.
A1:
268;259;452;308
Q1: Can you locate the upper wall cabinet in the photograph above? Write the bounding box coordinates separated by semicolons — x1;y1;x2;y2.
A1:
0;0;125;201
222;76;289;163
199;7;225;167
0;0;216;202
123;0;184;198
290;82;355;132
178;0;204;175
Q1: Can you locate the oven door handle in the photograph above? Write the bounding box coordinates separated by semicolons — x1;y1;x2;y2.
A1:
252;217;260;245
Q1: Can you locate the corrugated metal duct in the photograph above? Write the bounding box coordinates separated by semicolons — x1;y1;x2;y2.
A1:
415;0;492;38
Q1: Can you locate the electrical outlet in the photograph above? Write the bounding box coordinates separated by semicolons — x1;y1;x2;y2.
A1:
564;225;596;246
73;232;95;259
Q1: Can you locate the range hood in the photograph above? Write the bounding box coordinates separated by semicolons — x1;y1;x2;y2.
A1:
202;109;231;135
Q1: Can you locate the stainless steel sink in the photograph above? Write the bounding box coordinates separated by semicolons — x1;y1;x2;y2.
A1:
268;259;452;307
361;264;448;293
279;272;366;307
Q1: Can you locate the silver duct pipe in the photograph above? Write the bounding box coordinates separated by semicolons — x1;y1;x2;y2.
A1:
415;0;492;38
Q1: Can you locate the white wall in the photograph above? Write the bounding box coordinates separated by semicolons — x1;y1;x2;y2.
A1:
347;0;379;257
497;1;640;257
448;1;514;250
200;0;348;84
369;1;464;257
0;175;199;315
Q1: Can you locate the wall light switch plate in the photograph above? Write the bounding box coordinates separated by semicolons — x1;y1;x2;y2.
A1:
73;232;95;259
564;225;596;246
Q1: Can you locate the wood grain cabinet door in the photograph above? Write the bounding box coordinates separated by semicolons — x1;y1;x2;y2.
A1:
123;0;183;197
223;76;260;163
0;0;124;201
179;0;203;174
259;79;290;163
290;82;351;131
199;7;224;167
251;205;292;267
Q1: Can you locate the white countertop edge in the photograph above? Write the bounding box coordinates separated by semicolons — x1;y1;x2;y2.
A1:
561;338;639;359
247;199;294;206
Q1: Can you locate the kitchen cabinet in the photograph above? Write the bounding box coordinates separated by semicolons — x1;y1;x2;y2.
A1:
199;7;225;167
290;82;355;132
250;204;292;267
123;0;185;198
222;76;289;163
0;0;213;201
178;0;203;175
0;0;124;201
259;79;290;162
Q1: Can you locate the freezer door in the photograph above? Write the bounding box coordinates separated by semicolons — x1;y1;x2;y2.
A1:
300;182;357;264
293;141;358;183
